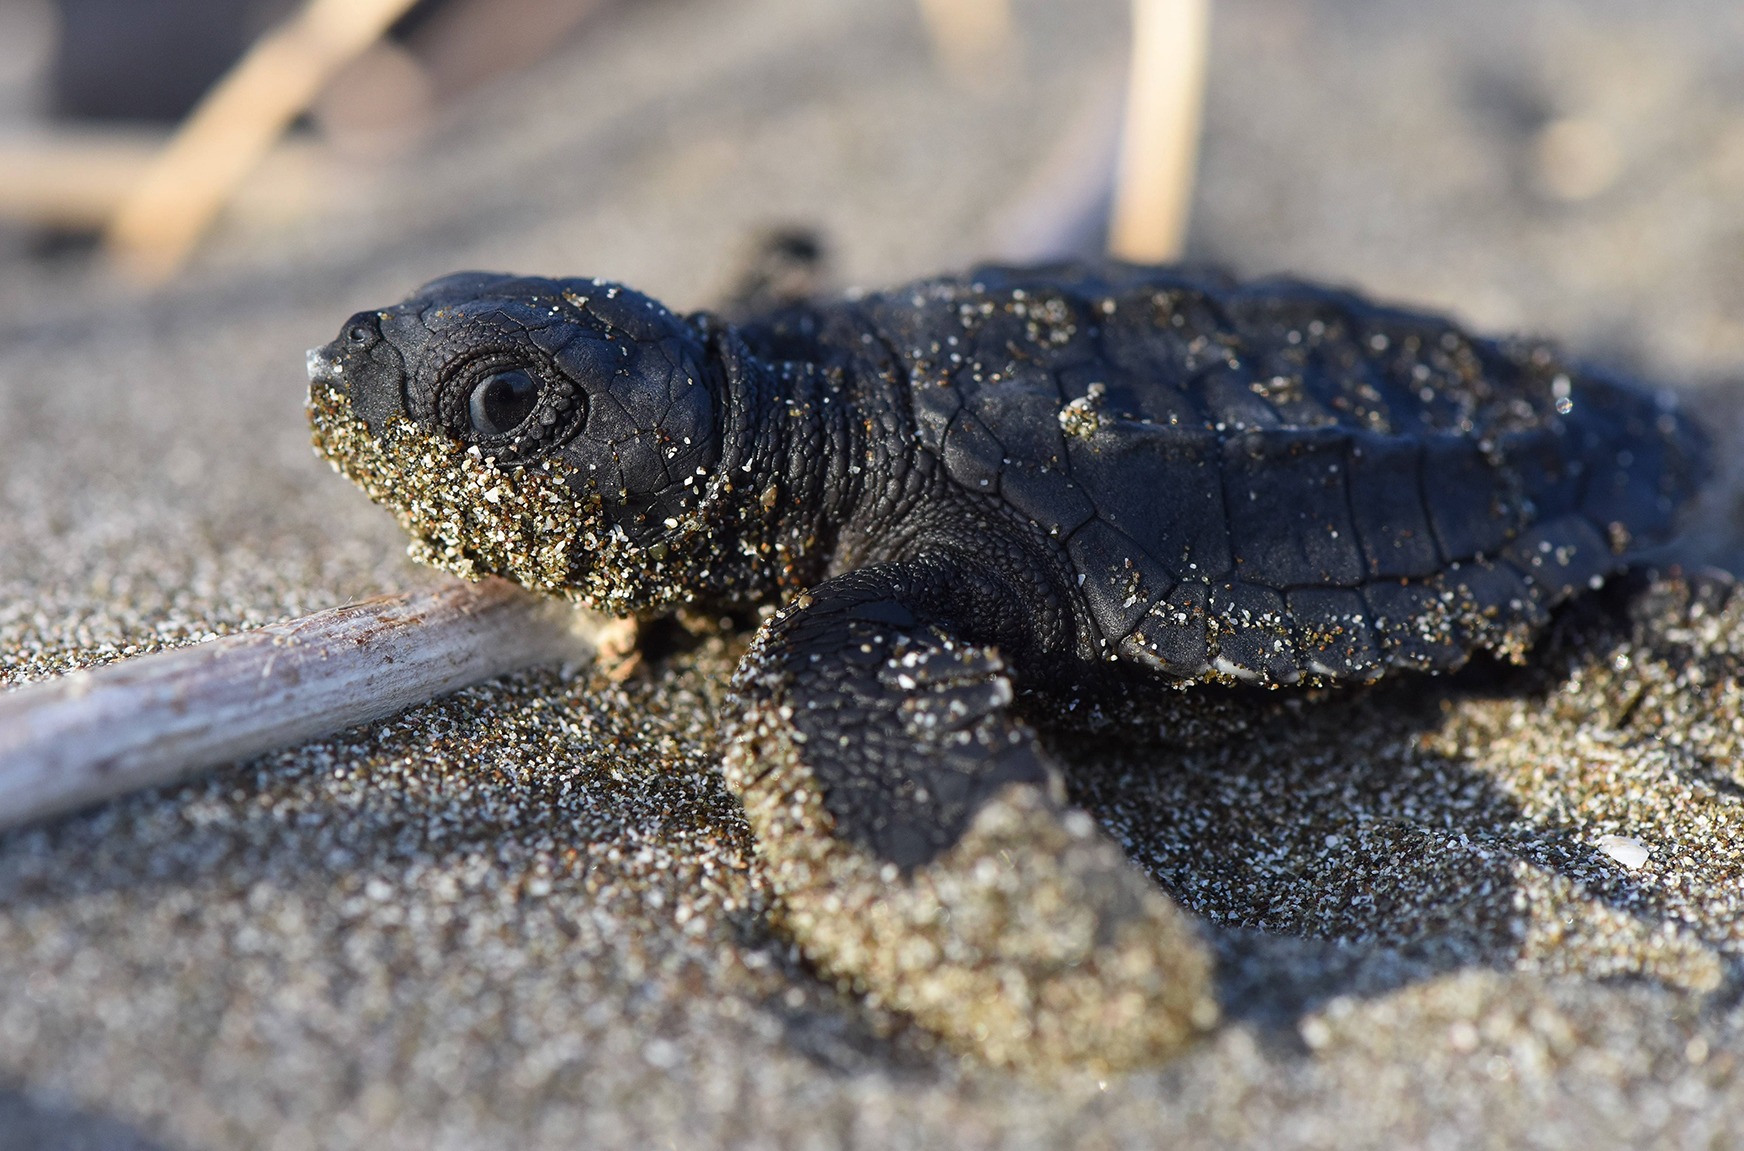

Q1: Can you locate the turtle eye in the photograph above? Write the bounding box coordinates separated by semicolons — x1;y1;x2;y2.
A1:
467;368;541;436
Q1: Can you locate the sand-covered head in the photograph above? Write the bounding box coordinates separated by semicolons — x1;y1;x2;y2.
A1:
306;273;754;615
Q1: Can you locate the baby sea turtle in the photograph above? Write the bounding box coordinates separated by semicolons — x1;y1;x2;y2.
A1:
307;263;1708;1072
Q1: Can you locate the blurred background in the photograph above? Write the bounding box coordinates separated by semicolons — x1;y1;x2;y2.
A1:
0;0;1742;381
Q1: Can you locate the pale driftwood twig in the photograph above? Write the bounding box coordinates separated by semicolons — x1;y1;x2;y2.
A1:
103;0;423;283
0;132;344;233
0;578;604;831
1107;0;1211;262
0;130;166;231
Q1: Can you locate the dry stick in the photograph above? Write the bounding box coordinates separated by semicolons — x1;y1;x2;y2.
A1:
0;578;606;831
0;130;165;231
1106;0;1211;263
103;0;422;284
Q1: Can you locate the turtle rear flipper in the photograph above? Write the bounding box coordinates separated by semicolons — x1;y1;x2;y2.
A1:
723;557;1218;1072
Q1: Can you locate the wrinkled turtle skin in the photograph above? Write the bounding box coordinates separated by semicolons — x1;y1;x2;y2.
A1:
308;263;1708;1073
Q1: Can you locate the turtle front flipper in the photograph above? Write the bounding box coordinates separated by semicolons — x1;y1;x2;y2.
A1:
723;558;1218;1073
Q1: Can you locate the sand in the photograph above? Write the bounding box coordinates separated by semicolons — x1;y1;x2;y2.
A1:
5;0;1744;1146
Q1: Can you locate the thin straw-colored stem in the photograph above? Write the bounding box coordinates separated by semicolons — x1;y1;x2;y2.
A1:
103;0;421;283
0;578;603;830
1107;0;1211;263
0;130;163;231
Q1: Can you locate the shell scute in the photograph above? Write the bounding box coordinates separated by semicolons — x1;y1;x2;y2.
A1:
1206;581;1299;685
852;265;1707;684
1221;427;1364;590
1345;432;1439;580
1120;581;1212;679
1286;586;1383;679
1065;518;1174;643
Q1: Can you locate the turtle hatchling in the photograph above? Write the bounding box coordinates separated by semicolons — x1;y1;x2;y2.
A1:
307;262;1708;1071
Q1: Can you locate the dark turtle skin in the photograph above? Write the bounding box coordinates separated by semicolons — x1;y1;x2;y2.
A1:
307;262;1708;1072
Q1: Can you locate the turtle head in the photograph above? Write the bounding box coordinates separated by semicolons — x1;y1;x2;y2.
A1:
308;272;726;611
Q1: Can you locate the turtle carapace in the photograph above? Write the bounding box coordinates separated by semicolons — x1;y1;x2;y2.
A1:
307;263;1708;1072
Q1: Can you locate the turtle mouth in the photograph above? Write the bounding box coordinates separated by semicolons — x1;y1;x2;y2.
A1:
307;379;603;599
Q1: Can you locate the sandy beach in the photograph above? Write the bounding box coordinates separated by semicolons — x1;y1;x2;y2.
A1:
5;1;1744;1146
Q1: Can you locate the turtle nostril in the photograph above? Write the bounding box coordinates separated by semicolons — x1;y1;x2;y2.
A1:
337;310;382;351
